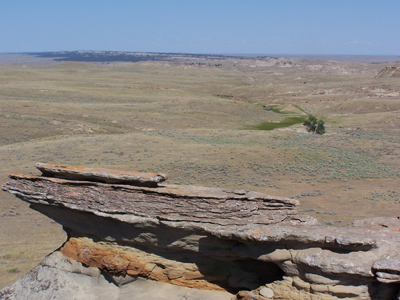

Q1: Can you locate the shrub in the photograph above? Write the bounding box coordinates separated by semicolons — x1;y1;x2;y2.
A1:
303;116;326;135
6;267;20;273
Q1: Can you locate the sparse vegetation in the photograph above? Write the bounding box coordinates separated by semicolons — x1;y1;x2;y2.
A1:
6;267;20;273
0;52;400;288
250;116;307;131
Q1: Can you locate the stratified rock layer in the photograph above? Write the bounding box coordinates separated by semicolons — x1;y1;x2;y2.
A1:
2;164;400;300
35;163;168;186
4;171;304;226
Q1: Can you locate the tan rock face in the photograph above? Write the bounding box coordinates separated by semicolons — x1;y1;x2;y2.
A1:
60;237;225;291
0;251;235;300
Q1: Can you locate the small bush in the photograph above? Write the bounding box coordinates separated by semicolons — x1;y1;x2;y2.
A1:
303;115;326;135
6;267;20;273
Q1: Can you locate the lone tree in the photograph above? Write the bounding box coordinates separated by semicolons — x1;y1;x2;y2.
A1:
303;115;326;135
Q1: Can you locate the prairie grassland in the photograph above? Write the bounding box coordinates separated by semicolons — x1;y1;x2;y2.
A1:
0;56;400;287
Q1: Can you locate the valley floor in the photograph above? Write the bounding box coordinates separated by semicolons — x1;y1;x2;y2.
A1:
0;53;399;288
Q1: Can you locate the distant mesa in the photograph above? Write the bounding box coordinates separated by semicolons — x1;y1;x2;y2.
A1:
30;50;254;63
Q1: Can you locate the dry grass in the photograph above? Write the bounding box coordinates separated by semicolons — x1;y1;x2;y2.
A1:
0;56;400;287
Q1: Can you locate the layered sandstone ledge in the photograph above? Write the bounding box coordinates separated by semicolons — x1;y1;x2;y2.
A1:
1;164;400;300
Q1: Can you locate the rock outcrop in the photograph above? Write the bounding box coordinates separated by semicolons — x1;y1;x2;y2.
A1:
375;65;400;78
2;164;400;299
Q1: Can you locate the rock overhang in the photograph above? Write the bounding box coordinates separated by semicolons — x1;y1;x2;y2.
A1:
2;163;400;300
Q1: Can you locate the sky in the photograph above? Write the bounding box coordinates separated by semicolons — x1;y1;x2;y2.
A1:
0;0;399;55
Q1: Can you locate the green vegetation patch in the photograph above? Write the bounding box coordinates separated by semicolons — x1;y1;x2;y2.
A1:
249;116;307;131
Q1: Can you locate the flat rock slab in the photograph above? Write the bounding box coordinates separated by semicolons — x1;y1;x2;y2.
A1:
3;174;301;226
36;163;168;186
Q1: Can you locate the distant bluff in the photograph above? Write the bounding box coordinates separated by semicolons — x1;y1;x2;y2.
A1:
375;63;400;78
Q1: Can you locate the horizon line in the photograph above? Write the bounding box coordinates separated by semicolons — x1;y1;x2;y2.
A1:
1;51;399;57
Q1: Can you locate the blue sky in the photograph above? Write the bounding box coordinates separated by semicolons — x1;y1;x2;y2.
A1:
1;0;399;55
